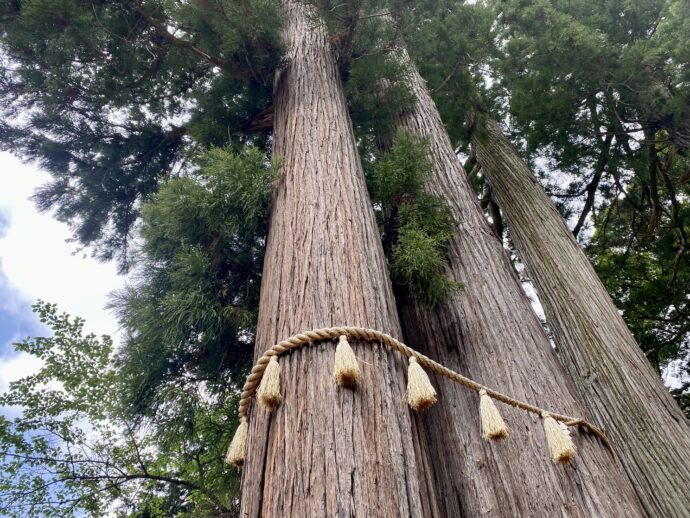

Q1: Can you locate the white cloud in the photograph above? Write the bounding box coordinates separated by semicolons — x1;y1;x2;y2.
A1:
0;151;124;399
0;341;42;395
0;152;123;338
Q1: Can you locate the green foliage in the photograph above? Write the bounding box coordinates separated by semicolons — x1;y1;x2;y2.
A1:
345;51;416;145
367;131;462;307
0;301;240;517
403;0;496;145
484;0;690;395
587;150;690;387
110;146;277;417
0;0;282;269
368;131;430;202
393;198;460;308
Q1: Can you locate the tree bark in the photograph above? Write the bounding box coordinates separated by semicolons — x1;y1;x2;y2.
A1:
239;4;438;516
471;113;690;517
392;49;643;516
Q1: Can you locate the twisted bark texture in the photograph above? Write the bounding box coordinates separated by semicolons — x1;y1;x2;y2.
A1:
394;49;643;517
239;4;438;516
472;114;690;517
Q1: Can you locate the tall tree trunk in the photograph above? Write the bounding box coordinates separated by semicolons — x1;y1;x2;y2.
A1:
239;4;438;516
392;48;643;516
470;112;690;517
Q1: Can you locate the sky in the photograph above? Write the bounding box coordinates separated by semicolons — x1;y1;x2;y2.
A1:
0;151;123;401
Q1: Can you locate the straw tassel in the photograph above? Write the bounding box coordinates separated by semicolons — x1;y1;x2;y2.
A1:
479;389;509;440
542;412;577;464
334;335;360;387
406;356;437;411
225;416;248;467
257;355;281;410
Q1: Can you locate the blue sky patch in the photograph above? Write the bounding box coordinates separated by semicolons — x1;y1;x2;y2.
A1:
0;208;10;239
0;265;44;360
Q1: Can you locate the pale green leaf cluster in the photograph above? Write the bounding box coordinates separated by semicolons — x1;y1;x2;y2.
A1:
367;131;463;307
0;302;241;517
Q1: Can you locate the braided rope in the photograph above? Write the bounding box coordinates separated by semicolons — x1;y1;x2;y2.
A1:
238;326;613;456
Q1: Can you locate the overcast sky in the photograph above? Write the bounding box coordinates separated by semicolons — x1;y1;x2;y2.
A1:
0;151;123;399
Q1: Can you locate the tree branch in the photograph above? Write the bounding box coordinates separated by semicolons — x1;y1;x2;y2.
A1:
128;0;234;74
573;133;613;237
641;129;662;244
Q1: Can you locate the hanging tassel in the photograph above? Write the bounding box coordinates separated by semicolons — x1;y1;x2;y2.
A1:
407;356;437;411
479;389;509;440
542;412;577;464
257;355;281;410
334;335;360;387
225;416;248;467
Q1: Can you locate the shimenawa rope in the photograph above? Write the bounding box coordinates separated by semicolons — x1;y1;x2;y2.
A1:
225;326;612;467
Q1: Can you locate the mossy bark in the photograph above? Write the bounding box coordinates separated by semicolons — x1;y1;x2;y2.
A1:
472;113;690;517
392;47;643;516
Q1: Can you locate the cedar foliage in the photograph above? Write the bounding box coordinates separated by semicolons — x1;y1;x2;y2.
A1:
0;0;282;270
0;0;689;514
109;146;277;417
366;131;462;308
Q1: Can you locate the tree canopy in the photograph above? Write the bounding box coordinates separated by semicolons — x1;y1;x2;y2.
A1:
405;0;690;396
0;0;282;269
1;0;689;514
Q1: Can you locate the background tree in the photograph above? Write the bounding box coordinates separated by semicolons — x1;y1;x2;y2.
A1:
468;111;690;516
402;0;690;386
489;0;690;386
0;0;282;270
0;302;239;517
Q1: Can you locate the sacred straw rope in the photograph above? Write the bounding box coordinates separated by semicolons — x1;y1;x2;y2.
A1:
237;326;614;457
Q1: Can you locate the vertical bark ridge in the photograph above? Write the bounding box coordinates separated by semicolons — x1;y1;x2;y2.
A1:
472;114;690;517
239;4;438;516
393;48;643;517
